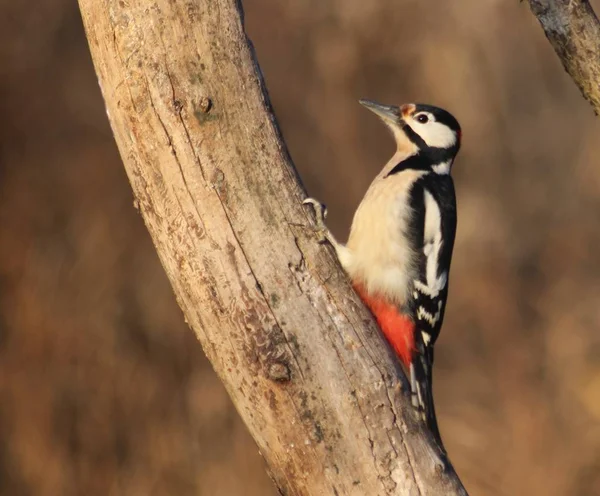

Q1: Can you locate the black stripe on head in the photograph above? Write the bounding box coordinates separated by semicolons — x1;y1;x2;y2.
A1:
400;120;460;159
386;142;458;177
427;145;459;164
385;153;430;176
386;145;458;177
400;122;428;150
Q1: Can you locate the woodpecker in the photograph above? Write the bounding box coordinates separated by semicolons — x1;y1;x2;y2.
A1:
304;99;461;446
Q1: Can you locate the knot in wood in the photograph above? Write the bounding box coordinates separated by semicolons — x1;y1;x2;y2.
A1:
212;168;225;191
198;96;212;113
267;361;291;382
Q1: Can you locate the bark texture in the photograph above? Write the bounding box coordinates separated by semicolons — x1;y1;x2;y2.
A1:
77;0;467;494
529;0;600;114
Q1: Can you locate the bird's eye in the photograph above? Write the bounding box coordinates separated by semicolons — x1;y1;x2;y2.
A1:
416;114;429;124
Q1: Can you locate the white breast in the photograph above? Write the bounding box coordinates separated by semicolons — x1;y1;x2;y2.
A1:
345;168;427;305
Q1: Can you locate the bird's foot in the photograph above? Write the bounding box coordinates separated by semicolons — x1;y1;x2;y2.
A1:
303;197;330;243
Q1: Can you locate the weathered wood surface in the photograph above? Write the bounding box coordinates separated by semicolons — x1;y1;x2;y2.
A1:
77;0;467;494
529;0;600;114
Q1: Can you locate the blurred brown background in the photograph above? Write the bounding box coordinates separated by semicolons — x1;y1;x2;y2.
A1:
1;0;600;495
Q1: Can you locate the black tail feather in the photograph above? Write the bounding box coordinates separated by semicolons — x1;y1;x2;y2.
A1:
413;335;445;451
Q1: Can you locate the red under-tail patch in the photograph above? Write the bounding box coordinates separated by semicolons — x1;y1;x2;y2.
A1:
354;283;415;368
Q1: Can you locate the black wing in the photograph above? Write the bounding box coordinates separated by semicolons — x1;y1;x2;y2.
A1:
407;174;457;448
412;174;457;345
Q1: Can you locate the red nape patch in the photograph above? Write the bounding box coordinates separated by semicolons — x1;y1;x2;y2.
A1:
354;284;415;367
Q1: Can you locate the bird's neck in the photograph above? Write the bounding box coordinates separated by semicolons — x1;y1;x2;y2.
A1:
382;147;455;177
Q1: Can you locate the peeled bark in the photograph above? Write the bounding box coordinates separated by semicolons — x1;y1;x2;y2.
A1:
77;0;468;494
529;0;600;114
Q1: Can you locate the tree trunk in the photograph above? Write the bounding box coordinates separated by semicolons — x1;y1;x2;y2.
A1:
77;0;467;494
529;0;600;114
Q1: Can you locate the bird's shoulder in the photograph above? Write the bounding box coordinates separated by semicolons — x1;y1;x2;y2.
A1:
410;173;456;217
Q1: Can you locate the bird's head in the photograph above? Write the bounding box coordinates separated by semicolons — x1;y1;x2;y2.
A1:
360;99;461;174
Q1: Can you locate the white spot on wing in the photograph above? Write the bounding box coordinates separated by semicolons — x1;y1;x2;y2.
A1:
423;242;435;257
432;160;451;175
417;301;443;326
423;191;445;291
415;280;441;298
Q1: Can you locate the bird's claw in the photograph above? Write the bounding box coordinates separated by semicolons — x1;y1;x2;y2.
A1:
303;198;329;242
303;198;328;227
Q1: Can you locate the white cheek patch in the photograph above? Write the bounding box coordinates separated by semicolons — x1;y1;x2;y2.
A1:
410;120;456;149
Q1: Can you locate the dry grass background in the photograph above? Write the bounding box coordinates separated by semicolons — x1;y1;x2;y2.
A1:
1;0;600;495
